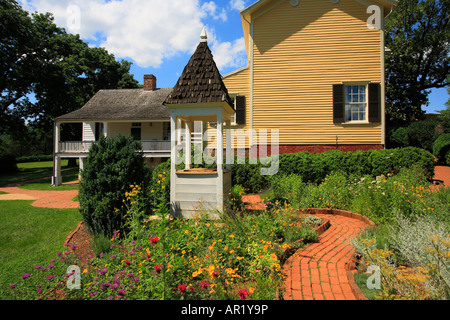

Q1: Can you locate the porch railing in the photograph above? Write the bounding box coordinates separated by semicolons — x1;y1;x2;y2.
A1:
58;140;171;154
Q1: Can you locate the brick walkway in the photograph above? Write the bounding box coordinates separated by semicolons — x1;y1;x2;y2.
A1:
0;185;79;209
282;213;369;300
431;165;450;190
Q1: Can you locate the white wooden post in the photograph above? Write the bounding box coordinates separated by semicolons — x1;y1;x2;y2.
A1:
54;156;62;186
54;122;61;154
225;120;231;171
177;118;182;145
170;112;177;216
103;122;108;138
217;111;224;210
185;120;191;170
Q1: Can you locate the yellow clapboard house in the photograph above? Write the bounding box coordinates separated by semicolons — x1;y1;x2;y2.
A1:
222;0;398;154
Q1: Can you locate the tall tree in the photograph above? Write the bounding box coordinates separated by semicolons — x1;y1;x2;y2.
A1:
385;0;449;126
1;0;138;139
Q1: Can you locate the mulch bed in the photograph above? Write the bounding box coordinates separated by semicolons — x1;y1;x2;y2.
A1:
64;222;95;268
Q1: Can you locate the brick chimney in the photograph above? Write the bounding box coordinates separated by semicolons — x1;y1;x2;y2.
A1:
143;74;157;91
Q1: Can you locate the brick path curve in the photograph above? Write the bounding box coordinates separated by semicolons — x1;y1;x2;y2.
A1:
0;186;79;209
282;213;369;300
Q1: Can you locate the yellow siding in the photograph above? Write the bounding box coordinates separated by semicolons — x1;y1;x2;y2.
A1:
226;0;383;146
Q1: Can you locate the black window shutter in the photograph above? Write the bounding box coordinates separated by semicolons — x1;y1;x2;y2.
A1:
333;84;345;124
368;83;381;123
235;95;246;124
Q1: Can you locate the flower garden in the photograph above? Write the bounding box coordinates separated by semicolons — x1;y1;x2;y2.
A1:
0;138;449;301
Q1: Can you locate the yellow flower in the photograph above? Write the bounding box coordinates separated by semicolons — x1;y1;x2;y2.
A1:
249;287;255;294
224;246;228;251
230;250;235;254
83;269;88;274
271;253;277;261
237;256;244;261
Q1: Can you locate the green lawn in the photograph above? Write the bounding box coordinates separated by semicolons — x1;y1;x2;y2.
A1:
0;200;81;287
0;160;79;190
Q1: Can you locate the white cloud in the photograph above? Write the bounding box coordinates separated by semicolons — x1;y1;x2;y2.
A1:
229;0;248;11
19;0;246;69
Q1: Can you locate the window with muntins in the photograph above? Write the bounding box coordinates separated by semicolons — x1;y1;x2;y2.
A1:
345;85;367;122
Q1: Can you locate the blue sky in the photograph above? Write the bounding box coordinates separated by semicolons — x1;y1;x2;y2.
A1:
20;0;448;114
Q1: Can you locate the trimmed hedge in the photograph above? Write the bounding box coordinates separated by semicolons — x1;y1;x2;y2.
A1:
16;155;53;163
150;147;435;196
433;134;450;165
240;147;435;192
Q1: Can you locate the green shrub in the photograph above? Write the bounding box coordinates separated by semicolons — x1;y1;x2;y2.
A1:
16;155;53;163
78;135;150;237
433;133;450;164
407;119;440;152
389;127;409;148
231;158;269;193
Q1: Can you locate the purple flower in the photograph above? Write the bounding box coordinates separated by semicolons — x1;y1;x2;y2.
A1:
47;264;54;269
46;275;56;281
98;267;108;275
57;252;62;256
133;277;139;283
110;254;117;259
118;289;126;296
21;273;30;280
9;284;16;289
126;273;134;278
34;265;42;270
89;291;97;297
37;289;43;295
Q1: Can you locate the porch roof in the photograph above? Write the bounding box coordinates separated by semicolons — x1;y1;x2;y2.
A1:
56;87;173;122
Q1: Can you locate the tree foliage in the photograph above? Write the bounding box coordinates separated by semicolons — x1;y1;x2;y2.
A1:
1;0;138;144
385;0;449;126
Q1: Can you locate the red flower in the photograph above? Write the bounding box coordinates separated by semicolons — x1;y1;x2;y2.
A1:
149;236;160;245
238;289;249;300
199;280;210;289
154;265;162;273
177;284;187;294
124;260;131;267
211;271;220;278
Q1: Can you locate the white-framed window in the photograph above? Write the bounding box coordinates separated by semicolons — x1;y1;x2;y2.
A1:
345;85;367;123
229;93;238;125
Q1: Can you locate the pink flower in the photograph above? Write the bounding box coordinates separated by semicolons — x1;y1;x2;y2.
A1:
238;289;249;300
21;273;30;280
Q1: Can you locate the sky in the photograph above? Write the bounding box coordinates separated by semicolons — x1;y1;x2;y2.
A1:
19;0;448;114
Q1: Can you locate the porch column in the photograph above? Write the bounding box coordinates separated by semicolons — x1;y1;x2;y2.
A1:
185;120;191;170
103;122;108;138
54;156;62;186
54;121;61;153
225;120;231;171
79;157;85;181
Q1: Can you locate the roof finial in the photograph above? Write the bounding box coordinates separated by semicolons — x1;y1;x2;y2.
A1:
200;27;207;43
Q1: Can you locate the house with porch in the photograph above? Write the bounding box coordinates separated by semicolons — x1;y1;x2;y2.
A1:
53;75;175;186
53;0;398;186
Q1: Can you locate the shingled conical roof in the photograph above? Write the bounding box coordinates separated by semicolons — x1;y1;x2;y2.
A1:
164;30;232;106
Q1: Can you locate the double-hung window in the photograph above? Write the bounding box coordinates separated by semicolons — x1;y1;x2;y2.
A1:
345;85;367;123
